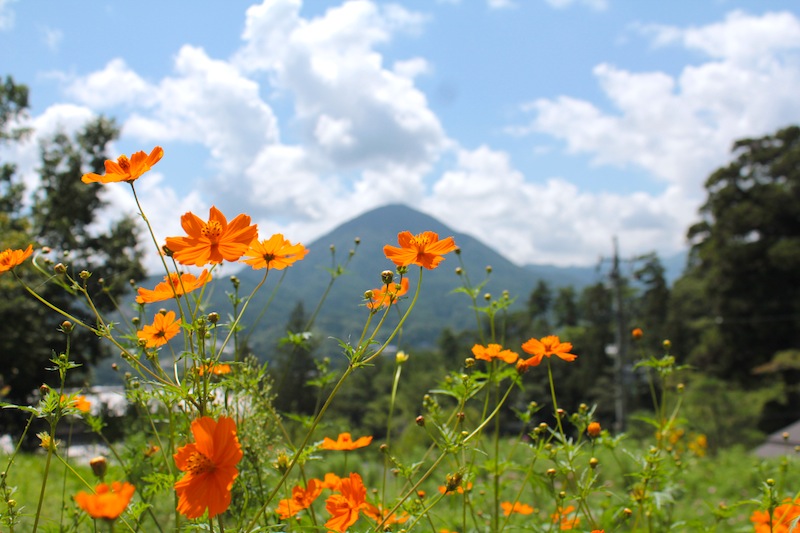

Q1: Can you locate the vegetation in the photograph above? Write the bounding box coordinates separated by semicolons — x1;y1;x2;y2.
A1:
0;77;798;532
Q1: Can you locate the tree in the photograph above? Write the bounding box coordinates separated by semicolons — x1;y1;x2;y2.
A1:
553;286;578;328
683;126;800;386
270;302;320;414
0;77;144;410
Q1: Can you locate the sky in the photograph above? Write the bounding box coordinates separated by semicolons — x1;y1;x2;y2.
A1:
3;0;800;271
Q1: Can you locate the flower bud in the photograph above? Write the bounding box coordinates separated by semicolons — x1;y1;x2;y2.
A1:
396;351;409;364
79;270;91;280
546;468;557;478
631;327;643;340
483;293;491;301
589;457;599;469
587;422;601;438
161;245;173;257
465;357;475;368
444;472;463;493
455;267;463;276
354;237;361;245
663;339;671;350
42;246;51;254
364;290;374;300
230;276;239;289
60;321;73;334
415;415;425;427
485;265;492;274
54;263;67;275
208;312;219;324
89;456;107;479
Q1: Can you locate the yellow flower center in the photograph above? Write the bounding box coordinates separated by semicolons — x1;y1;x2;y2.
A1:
201;220;223;242
186;451;215;475
117;155;130;173
412;234;430;249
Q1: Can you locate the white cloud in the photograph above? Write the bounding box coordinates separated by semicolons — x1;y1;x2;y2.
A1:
424;146;683;265
66;59;154;109
488;0;517;9
544;0;608;11
0;0;15;31
518;10;800;207
41;26;63;51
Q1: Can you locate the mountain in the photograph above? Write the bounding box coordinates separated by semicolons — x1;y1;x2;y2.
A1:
122;204;687;361
228;204;549;354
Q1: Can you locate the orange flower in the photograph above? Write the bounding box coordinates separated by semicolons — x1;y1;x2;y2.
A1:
166;206;258;267
137;311;181;348
587;422;601;438
631;327;643;340
501;501;535;516
277;479;323;519
197;363;232;376
551;505;580;530
325;472;370;532
363;504;410;526
320;432;373;451
0;244;33;274
61;394;91;413
321;472;343;490
367;278;410;310
751;499;800;533
519;335;577;368
383;231;457;270
591;530;605;533
75;481;135;520
240;233;309;270
174;416;243;519
81;146;163;184
438;481;473;494
471;343;519;364
136;270;211;304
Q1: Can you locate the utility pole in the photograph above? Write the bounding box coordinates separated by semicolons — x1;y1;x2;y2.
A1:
609;237;628;434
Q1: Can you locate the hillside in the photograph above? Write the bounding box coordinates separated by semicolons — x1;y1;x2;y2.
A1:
116;203;685;367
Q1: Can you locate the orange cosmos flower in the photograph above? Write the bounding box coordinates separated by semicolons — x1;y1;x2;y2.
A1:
137;311;181;348
166;206;258;267
197;362;232;376
75;481;135;520
551;505;580;530
0;244;33;274
81;146;163;184
240;233;309;270
367;277;410;310
751;498;800;533
277;479;323;519
363;504;410;526
325;472;370;532
501;501;535;516
471;343;519;364
61;394;91;413
321;472;342;490
174;416;243;519
136;270;211;304
519;335;577;368
631;327;643;340
438;481;473;495
320;432;373;451
383;231;457;270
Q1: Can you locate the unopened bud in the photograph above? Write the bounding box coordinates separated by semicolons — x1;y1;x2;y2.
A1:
381;270;394;285
546;468;557;478
415;415;425;427
158;308;168;316
455;267;463;276
589;457;599;469
663;339;671;350
60;321;73;334
230;276;239;289
208;312;219;324
54;263;67;275
483;293;491;301
396;351;409;364
354;237;361;245
79;270;91;280
89;456;107;479
364;290;374;300
485;265;492;274
465;357;475;368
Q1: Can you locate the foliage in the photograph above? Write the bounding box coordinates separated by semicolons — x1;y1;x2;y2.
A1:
0;79;144;413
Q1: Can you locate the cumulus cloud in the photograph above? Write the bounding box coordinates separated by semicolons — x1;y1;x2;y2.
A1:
517;10;800;209
0;0;15;31
543;0;608;11
424;146;683;265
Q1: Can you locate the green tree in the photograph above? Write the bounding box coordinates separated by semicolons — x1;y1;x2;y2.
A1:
553;286;579;328
683;126;800;386
0;78;144;411
270;301;320;414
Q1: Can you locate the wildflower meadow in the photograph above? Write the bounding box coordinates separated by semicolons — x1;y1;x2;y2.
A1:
0;145;797;533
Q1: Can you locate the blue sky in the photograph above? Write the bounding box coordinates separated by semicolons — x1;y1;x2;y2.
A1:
3;0;800;270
